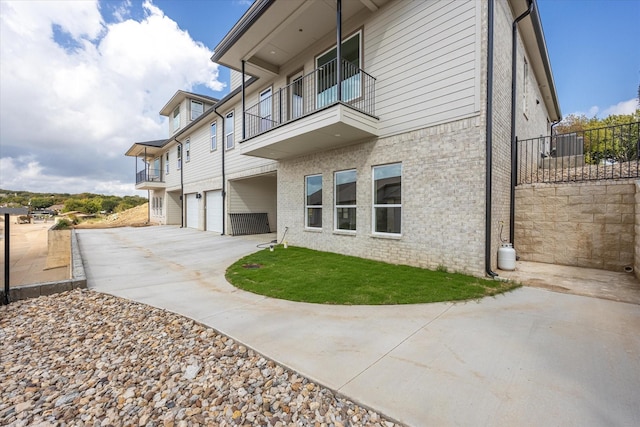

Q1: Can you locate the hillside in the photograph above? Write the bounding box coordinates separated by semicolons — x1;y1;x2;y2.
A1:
74;203;153;229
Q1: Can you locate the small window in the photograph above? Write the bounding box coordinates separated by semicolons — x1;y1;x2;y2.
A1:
334;169;356;231
159;197;163;215
165;152;169;174
173;106;180;132
177;144;182;170
373;163;402;235
210;122;217;151
305;174;322;229
225;111;234;150
191;100;204;120
523;57;529;116
185;139;190;163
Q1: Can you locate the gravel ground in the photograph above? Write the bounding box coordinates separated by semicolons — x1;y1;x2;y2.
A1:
0;289;400;427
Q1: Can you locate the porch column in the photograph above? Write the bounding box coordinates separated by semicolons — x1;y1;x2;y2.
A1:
336;0;342;102
242;60;246;140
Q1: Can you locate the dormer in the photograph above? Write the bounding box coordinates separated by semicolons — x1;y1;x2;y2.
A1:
160;90;219;134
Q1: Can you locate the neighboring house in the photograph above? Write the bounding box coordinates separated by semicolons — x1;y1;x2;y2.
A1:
126;0;561;277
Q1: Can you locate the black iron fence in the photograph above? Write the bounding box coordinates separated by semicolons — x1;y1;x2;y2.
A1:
244;58;376;139
136;168;163;184
517;121;640;184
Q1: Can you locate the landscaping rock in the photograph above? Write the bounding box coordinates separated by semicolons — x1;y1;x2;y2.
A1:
0;289;401;426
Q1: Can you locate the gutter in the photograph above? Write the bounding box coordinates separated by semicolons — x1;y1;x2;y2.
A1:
509;0;534;246
170;137;185;228
485;0;498;277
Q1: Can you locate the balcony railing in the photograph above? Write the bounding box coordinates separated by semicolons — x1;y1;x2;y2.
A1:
517;122;640;184
244;58;376;140
136;168;163;184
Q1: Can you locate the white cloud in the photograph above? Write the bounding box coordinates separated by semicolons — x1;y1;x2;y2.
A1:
601;98;638;117
0;0;224;195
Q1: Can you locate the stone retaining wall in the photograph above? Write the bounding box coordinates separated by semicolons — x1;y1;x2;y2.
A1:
515;179;635;272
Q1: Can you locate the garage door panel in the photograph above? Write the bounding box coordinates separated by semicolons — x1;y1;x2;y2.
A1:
206;190;222;233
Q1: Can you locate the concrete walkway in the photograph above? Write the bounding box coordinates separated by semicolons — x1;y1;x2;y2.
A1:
76;226;640;427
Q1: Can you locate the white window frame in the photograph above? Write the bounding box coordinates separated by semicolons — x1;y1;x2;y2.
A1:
190;100;204;120
173;106;180;132
259;87;273;132
177;144;182;170
372;163;402;236
225;111;234;150
316;30;362;107
185;138;190;163
334;169;357;232
305;174;323;229
165;152;169;174
210;122;217;151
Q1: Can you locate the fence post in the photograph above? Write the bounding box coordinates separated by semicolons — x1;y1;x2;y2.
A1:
3;213;9;305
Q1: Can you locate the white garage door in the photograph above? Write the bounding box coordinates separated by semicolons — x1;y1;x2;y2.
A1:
205;190;223;233
186;193;199;229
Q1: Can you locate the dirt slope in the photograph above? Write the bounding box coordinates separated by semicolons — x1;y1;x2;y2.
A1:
75;203;153;229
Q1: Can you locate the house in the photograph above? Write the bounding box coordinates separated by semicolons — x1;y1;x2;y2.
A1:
125;0;560;277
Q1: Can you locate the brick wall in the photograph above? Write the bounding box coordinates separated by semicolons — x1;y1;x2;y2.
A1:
515;180;635;272
277;116;488;277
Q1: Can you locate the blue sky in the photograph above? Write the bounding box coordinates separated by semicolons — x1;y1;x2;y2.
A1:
0;0;637;196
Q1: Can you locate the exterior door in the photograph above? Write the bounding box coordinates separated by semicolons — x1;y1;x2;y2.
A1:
289;71;304;120
186;193;199;229
205;190;223;233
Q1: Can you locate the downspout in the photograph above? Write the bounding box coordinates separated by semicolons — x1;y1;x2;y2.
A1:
509;0;534;245
172;138;184;228
336;0;342;102
214;108;226;235
485;0;498;277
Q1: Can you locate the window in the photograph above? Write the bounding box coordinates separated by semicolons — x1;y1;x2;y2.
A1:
165;152;169;174
159;197;163;215
334;169;356;231
153;157;160;180
191;100;203;120
305;174;322;229
373;163;402;235
173;106;180;132
225;111;234;150
177;144;182;170
185;139;190;162
316;31;361;107
210;122;217;151
259;87;273;131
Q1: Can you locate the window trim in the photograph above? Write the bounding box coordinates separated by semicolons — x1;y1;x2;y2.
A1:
372;163;402;236
334;169;357;233
190;99;204;121
259;86;273;132
225;111;234;150
185;138;191;163
210;122;217;151
165;152;169;174
177;144;182;170
173;106;181;132
305;174;323;230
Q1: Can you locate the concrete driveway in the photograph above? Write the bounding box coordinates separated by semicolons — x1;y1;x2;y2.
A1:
76;226;640;427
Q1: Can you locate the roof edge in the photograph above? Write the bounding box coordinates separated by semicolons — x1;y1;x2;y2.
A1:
530;0;561;121
210;0;275;63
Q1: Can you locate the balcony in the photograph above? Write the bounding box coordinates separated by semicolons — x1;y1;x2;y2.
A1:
240;59;378;160
135;168;164;190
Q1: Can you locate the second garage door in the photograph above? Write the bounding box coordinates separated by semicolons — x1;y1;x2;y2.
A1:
205;190;223;233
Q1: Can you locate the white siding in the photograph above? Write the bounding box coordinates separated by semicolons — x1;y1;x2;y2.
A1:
230;70;242;92
366;0;481;136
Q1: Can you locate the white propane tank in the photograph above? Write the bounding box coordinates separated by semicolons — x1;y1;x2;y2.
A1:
498;243;516;271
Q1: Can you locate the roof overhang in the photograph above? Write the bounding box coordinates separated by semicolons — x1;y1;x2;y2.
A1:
125;140;166;158
159;90;219;116
509;0;562;121
211;0;389;81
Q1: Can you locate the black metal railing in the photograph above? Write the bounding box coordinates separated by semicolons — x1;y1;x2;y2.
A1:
136;168;163;184
244;58;376;139
517;121;640;184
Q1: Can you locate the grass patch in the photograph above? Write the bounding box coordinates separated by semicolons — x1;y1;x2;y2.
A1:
226;246;519;305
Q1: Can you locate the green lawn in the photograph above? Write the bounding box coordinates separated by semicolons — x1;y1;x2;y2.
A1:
226;246;519;305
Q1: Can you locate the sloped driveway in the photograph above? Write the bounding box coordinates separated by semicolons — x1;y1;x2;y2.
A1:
77;226;640;427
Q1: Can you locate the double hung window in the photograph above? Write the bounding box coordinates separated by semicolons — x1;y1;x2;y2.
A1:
191;100;203;120
177;144;182;170
185;139;190;162
225;112;234;150
372;163;402;235
210;122;217;151
173;106;180;132
305;175;322;229
334;169;356;231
